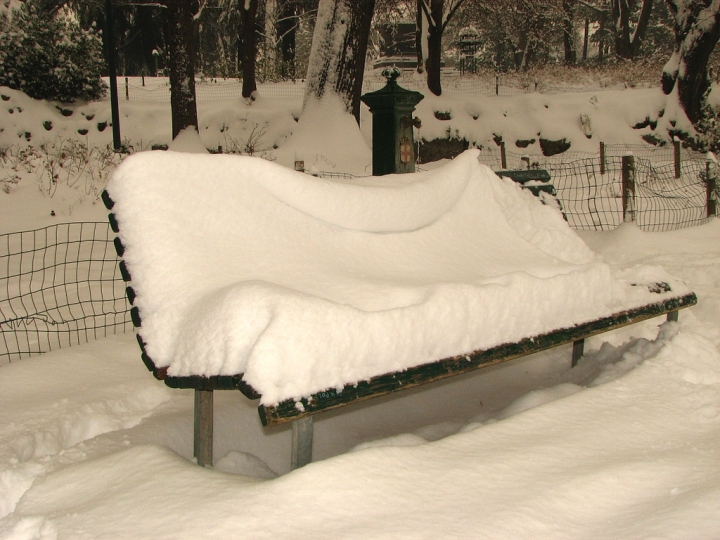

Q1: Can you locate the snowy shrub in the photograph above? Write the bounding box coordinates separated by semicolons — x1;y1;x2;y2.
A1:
692;104;720;153
0;2;106;103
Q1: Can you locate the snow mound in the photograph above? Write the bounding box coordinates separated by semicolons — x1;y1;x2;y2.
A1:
107;149;689;404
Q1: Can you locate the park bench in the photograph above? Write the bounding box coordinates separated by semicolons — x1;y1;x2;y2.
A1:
495;169;555;197
103;150;696;471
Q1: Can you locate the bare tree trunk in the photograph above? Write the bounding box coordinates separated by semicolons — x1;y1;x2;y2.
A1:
562;0;576;65
662;0;720;124
278;0;298;79
425;0;443;95
304;0;375;124
241;0;258;99
415;0;425;73
265;0;278;78
613;0;631;58
630;0;653;58
613;0;653;60
167;0;199;139
418;0;464;96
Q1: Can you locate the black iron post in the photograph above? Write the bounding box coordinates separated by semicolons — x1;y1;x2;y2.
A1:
361;68;424;176
105;0;121;150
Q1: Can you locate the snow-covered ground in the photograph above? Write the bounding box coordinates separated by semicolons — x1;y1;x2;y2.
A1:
0;83;719;539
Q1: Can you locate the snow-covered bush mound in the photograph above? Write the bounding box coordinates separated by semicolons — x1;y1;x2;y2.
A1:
107;149;689;404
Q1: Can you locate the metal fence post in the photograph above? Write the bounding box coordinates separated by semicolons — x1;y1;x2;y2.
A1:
194;389;213;467
674;139;681;179
500;141;507;169
599;141;606;175
622;153;636;223
708;159;717;217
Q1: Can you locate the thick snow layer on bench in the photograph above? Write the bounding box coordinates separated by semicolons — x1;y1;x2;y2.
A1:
107;150;689;405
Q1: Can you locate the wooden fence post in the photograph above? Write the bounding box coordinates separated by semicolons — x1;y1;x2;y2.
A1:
599;141;605;175
622;153;636;223
674;139;681;179
708;160;717;217
500;141;507;169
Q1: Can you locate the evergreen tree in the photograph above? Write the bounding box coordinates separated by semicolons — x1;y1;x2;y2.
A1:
0;1;106;102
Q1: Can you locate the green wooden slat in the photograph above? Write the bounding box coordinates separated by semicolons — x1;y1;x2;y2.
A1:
496;169;551;183
258;293;696;427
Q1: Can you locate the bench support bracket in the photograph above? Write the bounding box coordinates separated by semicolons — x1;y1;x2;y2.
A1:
571;339;585;368
194;389;213;467
291;416;313;470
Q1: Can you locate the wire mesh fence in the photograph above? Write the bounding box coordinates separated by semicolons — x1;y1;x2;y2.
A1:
116;73;650;103
475;145;718;232
0;222;132;365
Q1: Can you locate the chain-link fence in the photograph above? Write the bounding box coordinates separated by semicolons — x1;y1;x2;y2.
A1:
0;222;132;365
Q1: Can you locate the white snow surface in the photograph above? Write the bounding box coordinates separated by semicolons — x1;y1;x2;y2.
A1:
108;149;689;404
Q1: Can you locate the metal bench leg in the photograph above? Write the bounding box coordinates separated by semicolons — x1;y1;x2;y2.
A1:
291;416;313;470
667;310;679;322
571;339;585;368
194;389;213;467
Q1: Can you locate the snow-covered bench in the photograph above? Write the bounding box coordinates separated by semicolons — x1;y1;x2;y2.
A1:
103;150;696;470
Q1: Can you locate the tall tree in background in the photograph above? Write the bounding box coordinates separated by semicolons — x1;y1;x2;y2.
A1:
278;0;300;78
613;0;654;59
562;0;577;64
417;0;464;95
240;0;259;98
463;0;565;72
166;0;199;138
662;0;720;125
303;0;375;124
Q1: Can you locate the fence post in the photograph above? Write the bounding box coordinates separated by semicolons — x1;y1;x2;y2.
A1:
599;141;605;175
674;139;681;178
708;159;717;217
495;75;499;96
622;153;636;223
500;141;507;169
125;77;129;101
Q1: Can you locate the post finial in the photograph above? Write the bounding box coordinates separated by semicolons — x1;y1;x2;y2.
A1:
382;66;401;82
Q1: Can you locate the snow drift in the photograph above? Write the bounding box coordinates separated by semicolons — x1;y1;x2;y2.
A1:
107;149;689;404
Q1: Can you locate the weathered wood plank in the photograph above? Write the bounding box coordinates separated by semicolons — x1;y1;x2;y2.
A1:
258;293;696;427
